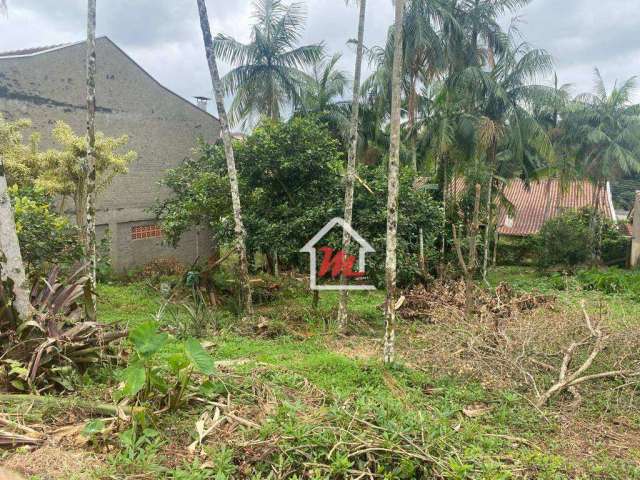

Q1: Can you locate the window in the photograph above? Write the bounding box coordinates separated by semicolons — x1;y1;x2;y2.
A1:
131;224;163;240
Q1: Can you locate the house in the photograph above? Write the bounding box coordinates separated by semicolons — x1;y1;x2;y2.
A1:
0;37;220;272
450;178;616;236
495;179;617;237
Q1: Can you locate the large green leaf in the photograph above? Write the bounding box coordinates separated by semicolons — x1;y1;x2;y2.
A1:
129;321;168;359
184;338;215;375
121;363;146;397
83;419;106;436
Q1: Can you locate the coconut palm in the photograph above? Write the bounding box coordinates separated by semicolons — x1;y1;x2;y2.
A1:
458;39;554;279
402;0;447;172
197;0;253;316
337;0;367;329
570;70;640;192
213;0;324;126
81;0;98;321
384;0;406;365
565;70;640;257
298;53;350;138
460;0;531;67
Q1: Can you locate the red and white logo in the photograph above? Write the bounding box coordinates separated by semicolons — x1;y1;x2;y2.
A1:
300;218;376;291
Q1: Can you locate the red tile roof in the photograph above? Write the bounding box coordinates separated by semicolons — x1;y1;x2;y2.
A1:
450;179;616;237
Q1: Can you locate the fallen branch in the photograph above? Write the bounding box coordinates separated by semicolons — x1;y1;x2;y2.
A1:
0;394;144;417
0;429;43;447
535;302;639;408
0;416;42;437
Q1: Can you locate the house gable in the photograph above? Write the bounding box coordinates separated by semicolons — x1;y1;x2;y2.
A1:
0;36;220;218
0;37;220;271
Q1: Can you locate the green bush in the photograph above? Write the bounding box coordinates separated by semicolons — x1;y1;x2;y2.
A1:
496;237;536;266
576;268;640;297
11;186;81;277
156;117;443;288
532;209;628;269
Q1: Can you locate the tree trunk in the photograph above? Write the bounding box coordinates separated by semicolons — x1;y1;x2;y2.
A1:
440;153;449;272
273;249;279;277
482;141;496;282
83;0;98;321
452;184;481;320
337;0;367;329
0;157;30;320
589;180;604;262
383;0;405;365
419;228;426;276
197;0;253;316
408;73;418;174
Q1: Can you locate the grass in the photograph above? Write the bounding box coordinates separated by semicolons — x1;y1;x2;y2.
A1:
3;268;640;478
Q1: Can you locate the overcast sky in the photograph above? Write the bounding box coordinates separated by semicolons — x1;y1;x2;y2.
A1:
1;0;639;115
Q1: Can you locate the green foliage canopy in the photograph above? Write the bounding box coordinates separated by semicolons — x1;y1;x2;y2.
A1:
156;117;443;287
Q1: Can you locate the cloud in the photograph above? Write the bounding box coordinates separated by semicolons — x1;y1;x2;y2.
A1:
0;0;637;106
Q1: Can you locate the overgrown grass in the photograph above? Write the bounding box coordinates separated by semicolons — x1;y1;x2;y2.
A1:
4;270;640;478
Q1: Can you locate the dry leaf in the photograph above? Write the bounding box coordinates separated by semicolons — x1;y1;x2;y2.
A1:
463;403;492;418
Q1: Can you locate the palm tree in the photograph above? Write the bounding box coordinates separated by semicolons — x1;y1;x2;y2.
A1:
567;70;640;257
298;53;350;138
196;0;253;316
337;0;367;329
81;0;98;321
460;40;553;280
571;70;640;190
384;0;406;365
213;0;324;126
402;0;447;173
0;0;30;320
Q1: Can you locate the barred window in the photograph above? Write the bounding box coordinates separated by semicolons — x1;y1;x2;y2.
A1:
131;224;163;240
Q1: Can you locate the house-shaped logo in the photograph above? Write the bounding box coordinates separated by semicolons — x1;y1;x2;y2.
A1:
300;217;376;291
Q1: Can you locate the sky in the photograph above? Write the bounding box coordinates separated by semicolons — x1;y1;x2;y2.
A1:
1;0;639;116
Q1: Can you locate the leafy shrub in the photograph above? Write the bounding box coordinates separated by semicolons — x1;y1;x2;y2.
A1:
156;117;443;288
118;321;215;410
533;208;628;269
496;236;536;266
576;268;640;297
11;186;81;276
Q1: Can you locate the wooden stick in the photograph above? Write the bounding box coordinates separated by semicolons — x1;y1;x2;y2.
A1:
0;394;144;416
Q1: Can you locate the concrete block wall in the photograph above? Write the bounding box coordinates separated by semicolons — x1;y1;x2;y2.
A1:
0;37;221;273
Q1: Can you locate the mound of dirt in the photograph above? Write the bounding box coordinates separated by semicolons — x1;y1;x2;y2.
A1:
399;281;554;322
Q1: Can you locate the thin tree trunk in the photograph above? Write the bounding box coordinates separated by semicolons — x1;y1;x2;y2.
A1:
408;73;426;275
419;228;426;276
408;73;418;174
0;0;29;319
273;249;279;277
82;0;98;321
452;184;481;320
440;153;449;265
482;141;496;282
337;0;367;329
383;0;405;365
492;231;498;266
197;0;253;316
0;157;30;320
